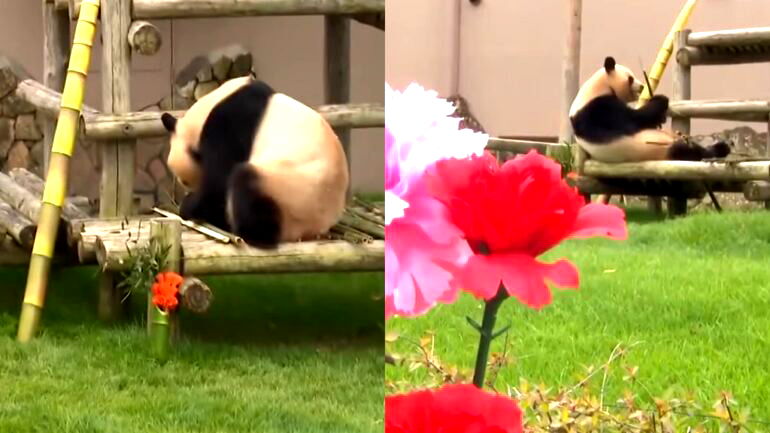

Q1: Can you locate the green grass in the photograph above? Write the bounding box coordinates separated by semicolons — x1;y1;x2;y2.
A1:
0;267;384;433
386;208;770;416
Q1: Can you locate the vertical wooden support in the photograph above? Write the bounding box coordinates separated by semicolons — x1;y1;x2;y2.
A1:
99;0;135;321
558;0;581;147
42;0;71;179
148;218;182;341
669;30;692;217
765;115;770;210
324;16;351;201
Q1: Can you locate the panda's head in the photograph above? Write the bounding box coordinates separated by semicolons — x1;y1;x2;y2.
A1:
570;56;645;116
161;76;256;191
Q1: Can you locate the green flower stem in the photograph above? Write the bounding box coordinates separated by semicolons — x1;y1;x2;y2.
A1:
472;286;510;388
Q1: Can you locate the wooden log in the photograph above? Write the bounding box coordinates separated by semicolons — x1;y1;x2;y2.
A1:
677;46;770;66
743;180;770;201
80;103;384;140
668;99;770;123
9;167;91;217
0;236;34;266
670;30;691;217
100;0;135;219
351;13;384;31
14;78;99;119
127;21;162;56
485;138;564;154
0;201;37;249
324;15;351;200
558;0;582;147
583;160;770;182
79;230;209;264
179;276;213;314
572;176;706;198
62;0;384;18
42;0;71;177
687;27;770;47
97;238;385;274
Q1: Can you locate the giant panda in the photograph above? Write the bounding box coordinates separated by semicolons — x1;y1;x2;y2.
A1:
160;76;349;248
569;56;731;163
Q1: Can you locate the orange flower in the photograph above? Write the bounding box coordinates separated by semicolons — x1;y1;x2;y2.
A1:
151;271;183;311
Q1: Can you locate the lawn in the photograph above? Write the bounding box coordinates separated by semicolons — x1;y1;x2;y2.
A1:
0;267;384;432
385;207;770;418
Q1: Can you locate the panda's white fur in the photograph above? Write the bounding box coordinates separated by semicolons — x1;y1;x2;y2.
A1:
569;56;730;163
161;76;349;247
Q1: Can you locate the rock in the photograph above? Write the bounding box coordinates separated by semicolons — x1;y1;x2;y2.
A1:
0;56;32;99
135;169;156;193
30;140;44;166
194;81;218;100
0;92;36;117
159;93;194;111
14;114;42;141
147;157;168;182
5;141;30;170
229;51;253;78
174;55;208;97
211;55;232;83
0;118;14;159
176;79;197;99
196;65;213;83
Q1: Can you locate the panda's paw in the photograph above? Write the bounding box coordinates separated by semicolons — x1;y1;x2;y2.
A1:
708;141;732;158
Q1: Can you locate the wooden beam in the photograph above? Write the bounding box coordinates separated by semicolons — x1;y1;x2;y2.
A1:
324;16;351;201
351;12;384;31
485;138;564;154
62;0;384;19
668;99;770;122
687;26;770;47
583;160;770;182
558;0;581;147
677;46;770;66
14;78;99;119
42;1;71;178
100;0;135;218
97;239;384;274
670;30;692;216
80;103;383;140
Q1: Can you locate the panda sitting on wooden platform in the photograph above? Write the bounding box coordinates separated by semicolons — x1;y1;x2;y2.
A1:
160;76;349;249
569;56;731;163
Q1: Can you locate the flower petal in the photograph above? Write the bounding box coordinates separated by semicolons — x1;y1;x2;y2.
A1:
570;202;629;240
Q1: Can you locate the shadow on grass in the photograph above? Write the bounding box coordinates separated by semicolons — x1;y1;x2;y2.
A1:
0;265;384;348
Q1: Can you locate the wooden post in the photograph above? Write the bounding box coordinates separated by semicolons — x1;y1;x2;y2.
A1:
558;0;581;147
766;114;770;210
148;218;182;341
669;29;692;217
42;0;71;178
324;16;351;201
99;0;135;321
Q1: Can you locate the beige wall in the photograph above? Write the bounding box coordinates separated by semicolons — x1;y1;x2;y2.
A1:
387;0;770;137
0;1;384;194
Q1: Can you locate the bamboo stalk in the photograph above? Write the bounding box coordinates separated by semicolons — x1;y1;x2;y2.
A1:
17;0;100;343
637;0;698;105
148;218;182;361
97;238;384;274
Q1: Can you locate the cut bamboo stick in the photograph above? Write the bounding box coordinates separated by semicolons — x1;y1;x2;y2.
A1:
97;238;384;274
80;103;383;140
583;160;770;182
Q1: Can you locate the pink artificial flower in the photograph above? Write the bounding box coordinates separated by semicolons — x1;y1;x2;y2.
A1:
385;83;488;318
427;150;628;308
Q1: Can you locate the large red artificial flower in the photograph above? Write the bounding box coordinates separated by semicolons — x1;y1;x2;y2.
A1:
427;150;628;308
151;271;183;312
385;383;523;433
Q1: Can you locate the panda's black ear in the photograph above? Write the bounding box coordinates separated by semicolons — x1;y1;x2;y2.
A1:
604;56;616;73
161;113;177;133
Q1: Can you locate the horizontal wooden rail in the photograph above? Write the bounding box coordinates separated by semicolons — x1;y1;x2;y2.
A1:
677;46;770;66
59;0;384;19
485;138;566;154
687;26;770;47
668;99;770;122
583;160;770;182
96;238;384;274
80;103;384;140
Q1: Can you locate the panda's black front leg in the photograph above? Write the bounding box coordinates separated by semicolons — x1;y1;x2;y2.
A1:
179;190;231;232
634;94;669;129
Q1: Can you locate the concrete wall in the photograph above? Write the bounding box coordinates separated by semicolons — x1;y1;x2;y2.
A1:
0;1;384;194
387;0;770;137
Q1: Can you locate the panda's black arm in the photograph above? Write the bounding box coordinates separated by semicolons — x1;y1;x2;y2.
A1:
631;95;669;129
571;95;642;143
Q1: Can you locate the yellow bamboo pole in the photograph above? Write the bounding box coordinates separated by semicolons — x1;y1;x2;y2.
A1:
637;0;698;106
17;0;100;343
